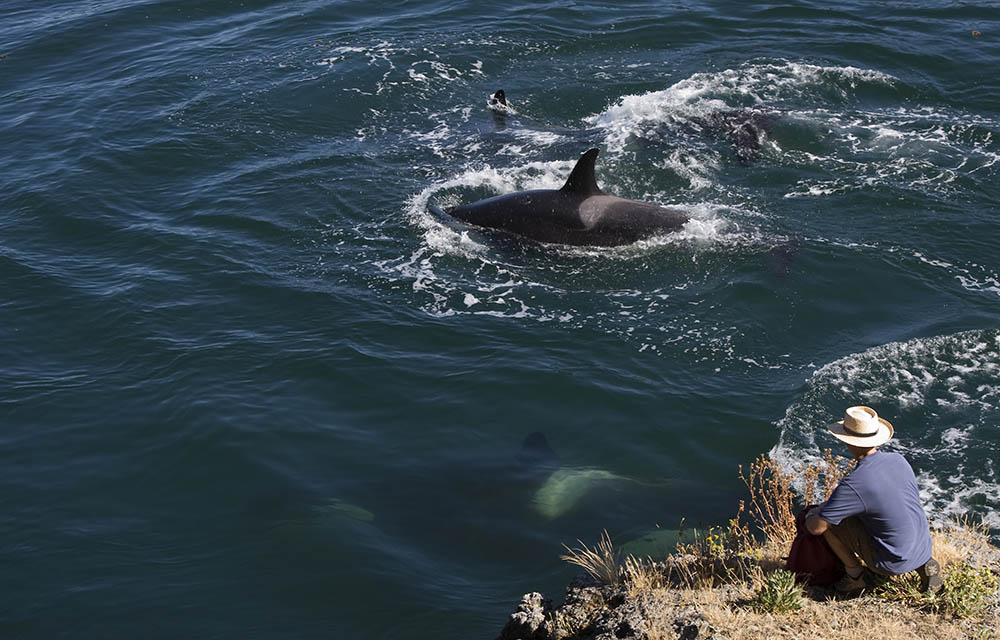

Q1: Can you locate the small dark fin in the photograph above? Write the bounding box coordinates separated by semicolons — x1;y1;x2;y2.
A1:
516;431;557;468
699;109;777;165
767;233;801;277
427;201;450;220
489;89;509;128
560;148;603;196
428;200;469;234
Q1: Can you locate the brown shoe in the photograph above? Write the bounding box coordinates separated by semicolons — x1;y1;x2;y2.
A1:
834;567;868;594
917;558;943;594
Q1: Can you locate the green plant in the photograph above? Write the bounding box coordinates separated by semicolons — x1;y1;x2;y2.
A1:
875;560;999;620
560;529;621;585
668;519;766;590
939;561;999;619
748;569;803;614
873;571;922;604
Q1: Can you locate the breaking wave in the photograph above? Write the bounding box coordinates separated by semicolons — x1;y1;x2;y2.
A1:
771;329;1000;535
586;61;999;194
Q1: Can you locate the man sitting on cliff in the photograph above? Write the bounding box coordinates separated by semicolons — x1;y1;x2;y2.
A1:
805;405;943;594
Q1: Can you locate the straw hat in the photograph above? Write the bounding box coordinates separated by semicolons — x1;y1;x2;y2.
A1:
828;406;894;447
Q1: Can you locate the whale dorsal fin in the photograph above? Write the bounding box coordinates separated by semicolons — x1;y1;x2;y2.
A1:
560;148;603;196
515;431;557;468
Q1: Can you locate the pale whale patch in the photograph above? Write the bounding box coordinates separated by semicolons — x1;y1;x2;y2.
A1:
314;499;376;524
533;468;626;519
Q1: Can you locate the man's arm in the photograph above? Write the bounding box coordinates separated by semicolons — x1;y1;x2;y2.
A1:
808;480;861;536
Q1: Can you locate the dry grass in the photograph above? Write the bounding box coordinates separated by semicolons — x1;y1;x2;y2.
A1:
559;529;621;586
932;516;995;570
690;585;995;640
621;554;670;594
932;528;969;572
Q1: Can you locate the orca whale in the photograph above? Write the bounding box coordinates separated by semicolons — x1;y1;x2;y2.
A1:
489;89;508;109
488;89;511;129
690;109;778;164
428;148;689;247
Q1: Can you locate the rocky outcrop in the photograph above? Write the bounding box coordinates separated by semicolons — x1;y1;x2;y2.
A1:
496;592;553;640
496;520;1000;640
496;577;719;640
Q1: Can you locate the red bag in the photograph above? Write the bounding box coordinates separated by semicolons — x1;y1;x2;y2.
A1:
786;504;845;586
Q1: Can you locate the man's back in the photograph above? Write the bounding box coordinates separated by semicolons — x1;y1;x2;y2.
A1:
818;450;932;574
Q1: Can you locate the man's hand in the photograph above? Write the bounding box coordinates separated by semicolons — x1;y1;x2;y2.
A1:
805;512;830;536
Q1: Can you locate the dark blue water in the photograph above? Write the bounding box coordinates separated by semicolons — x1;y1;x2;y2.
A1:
2;1;998;638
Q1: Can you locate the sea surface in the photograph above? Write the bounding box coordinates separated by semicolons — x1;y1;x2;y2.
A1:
2;1;999;638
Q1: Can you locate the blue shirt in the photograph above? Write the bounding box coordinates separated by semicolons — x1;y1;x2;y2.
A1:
817;450;933;574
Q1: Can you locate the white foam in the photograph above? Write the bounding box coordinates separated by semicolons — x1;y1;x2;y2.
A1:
511;129;564;147
654;148;722;192
315;45;367;66
576;60;998;200
781;105;1000;197
914;253;1000;298
587;61;899;153
315;39;490;96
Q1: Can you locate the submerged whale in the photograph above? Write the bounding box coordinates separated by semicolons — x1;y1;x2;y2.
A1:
689;109;778;164
429;148;689;247
516;431;628;519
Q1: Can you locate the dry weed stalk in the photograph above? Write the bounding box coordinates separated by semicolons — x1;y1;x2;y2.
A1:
738;451;854;549
738;455;798;547
801;448;855;506
668;511;765;591
622;554;669;595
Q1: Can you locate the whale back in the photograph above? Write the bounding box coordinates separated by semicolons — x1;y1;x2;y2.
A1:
432;148;689;246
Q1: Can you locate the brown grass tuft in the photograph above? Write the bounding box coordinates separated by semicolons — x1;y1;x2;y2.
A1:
559;529;621;586
621;554;670;596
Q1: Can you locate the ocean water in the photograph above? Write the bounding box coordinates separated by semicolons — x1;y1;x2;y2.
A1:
2;1;998;637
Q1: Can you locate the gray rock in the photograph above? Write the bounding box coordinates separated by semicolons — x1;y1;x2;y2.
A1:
496;592;553;640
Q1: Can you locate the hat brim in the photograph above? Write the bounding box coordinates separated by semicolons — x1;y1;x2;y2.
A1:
827;417;894;447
